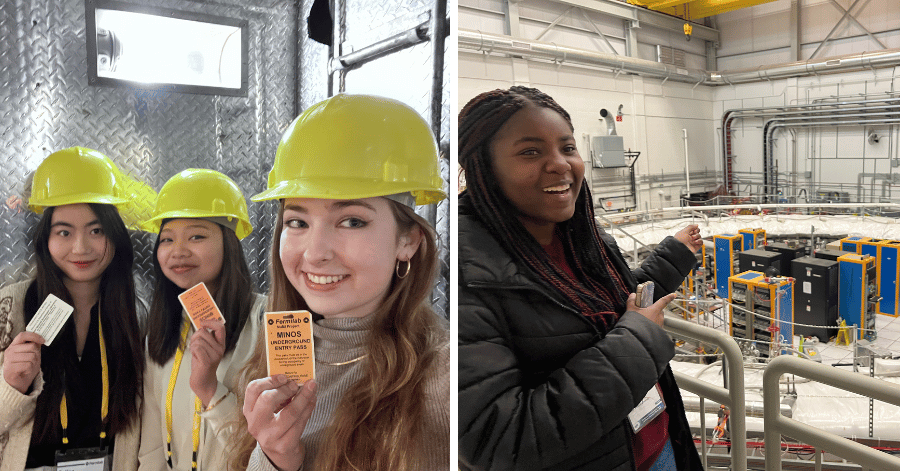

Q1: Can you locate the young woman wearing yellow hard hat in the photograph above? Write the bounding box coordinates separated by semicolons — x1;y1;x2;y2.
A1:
228;94;449;471
0;147;148;470
137;169;266;471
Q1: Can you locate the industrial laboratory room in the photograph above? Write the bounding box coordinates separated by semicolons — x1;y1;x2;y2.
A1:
457;1;900;470
0;0;451;470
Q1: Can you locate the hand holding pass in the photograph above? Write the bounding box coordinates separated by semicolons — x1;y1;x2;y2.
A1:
2;331;44;394
189;320;226;408
243;375;317;471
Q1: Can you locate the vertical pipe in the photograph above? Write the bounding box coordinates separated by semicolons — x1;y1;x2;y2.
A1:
700;396;707;469
683;129;691;196
328;0;343;96
430;0;447;141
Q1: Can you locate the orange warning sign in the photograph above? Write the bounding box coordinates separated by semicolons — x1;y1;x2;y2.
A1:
264;311;315;383
177;282;225;329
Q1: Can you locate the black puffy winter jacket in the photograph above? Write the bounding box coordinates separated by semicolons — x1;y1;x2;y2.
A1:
458;196;704;471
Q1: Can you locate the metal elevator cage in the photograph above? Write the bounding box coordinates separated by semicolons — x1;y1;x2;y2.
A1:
0;0;450;318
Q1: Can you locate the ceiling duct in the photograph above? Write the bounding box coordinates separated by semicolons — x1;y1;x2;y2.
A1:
459;29;900;86
600;108;618;135
710;49;900;83
459;29;707;84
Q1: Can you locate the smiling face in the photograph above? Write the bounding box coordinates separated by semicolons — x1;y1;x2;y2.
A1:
488;104;585;245
48;204;115;286
156;218;225;293
278;197;420;319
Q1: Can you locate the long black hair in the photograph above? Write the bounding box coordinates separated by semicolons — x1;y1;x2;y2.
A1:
24;203;144;443
146;221;254;365
458;86;630;333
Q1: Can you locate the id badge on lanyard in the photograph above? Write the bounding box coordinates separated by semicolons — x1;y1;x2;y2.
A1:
56;312;111;471
628;383;666;433
55;446;111;471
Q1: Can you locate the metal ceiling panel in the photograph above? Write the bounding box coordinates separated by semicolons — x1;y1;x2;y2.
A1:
0;0;297;313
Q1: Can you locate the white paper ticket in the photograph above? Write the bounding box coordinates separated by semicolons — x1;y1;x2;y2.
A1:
25;294;74;346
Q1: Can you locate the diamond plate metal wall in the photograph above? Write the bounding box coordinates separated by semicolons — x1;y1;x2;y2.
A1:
331;0;451;317
0;0;450;318
0;0;298;308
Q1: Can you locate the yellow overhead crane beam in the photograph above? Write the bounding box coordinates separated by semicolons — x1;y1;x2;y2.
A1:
628;0;778;21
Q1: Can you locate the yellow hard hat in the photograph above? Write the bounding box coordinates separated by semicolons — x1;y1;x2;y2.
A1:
29;147;130;213
141;169;253;240
251;94;447;205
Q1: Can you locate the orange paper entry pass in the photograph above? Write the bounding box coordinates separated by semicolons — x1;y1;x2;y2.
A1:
177;282;225;329
265;311;315;383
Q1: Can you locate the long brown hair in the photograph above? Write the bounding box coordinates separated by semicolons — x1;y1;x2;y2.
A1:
230;198;446;471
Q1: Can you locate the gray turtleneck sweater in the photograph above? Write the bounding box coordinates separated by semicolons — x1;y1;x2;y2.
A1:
247;313;450;471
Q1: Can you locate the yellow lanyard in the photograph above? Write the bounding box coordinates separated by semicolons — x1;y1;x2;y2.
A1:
60;314;109;445
165;320;202;471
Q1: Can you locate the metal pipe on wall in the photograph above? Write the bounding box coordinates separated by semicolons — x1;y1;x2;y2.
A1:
764;115;900;199
331;19;431;72
723;97;900;196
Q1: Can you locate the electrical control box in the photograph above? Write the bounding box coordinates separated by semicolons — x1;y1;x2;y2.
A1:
714;234;743;298
728;271;794;356
814;249;852;262
755;277;794;355
739;248;783;277
739;228;766;251
764;242;806;277
877;240;900;317
590;135;625;168
840;236;871;255
728;270;765;337
858;238;886;259
792;256;839;341
838;254;878;341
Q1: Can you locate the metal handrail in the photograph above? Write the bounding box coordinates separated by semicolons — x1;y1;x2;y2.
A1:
664;316;747;471
763;355;900;471
596;213;651;266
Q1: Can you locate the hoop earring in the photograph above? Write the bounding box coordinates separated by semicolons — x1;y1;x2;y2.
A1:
395;259;411;279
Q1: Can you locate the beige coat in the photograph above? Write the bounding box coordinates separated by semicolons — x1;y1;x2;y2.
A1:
138;294;266;471
0;280;140;471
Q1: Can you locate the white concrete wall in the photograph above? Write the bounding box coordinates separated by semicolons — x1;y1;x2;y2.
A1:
717;0;900;70
459;0;716;211
459;0;900;207
715;70;900;201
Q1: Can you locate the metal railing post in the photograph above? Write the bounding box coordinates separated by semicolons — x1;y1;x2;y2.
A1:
664;316;746;471
763;355;900;471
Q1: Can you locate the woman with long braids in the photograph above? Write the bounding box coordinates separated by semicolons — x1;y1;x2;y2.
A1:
231;94;450;471
0;147;147;470
458;87;705;471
